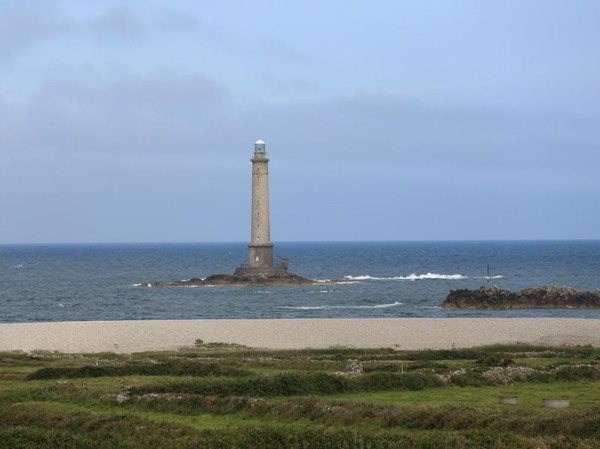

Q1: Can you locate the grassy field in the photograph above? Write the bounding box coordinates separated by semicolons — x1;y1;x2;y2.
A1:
1;342;600;448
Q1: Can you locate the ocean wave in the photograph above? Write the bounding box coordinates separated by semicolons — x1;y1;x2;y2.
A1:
473;275;504;280
58;303;76;308
314;279;359;285
344;273;467;281
278;301;403;311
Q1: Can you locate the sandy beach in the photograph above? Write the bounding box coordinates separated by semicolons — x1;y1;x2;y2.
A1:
1;318;600;354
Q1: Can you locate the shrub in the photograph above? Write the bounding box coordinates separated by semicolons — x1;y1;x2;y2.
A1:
132;372;349;398
550;365;600;382
363;364;401;373
401;349;484;361
476;356;514;367
449;371;489;387
407;361;449;371
26;361;250;380
350;372;443;392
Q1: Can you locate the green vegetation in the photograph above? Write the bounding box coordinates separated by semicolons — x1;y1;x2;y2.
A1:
2;344;600;448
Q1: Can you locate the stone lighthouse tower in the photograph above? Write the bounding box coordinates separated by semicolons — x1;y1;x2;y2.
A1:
234;140;288;277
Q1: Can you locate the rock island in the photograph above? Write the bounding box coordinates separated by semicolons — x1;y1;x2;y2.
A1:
442;286;600;309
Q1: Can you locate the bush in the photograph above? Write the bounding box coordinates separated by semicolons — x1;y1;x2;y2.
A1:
347;372;443;392
133;372;350;398
401;349;484;361
26;361;250;380
475;356;514;367
133;371;449;398
550;365;600;382
407;361;449;371
363;364;401;373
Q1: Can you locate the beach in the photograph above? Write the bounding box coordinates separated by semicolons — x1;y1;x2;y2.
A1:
1;318;600;353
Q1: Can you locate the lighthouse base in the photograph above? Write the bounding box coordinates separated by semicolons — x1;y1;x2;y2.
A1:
233;266;288;277
142;270;319;287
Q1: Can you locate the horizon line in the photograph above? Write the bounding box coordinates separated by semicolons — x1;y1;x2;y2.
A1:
1;238;599;246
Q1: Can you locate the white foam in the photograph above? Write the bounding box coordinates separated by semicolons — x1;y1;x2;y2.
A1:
131;283;142;287
344;273;467;281
403;273;466;281
314;279;359;285
344;275;380;281
279;301;403;311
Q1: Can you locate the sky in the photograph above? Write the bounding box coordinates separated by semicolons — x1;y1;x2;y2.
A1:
1;0;599;243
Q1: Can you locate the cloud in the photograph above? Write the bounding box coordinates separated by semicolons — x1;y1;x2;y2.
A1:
0;1;68;61
242;92;522;159
1;71;234;157
258;36;312;64
4;72;597;180
152;8;201;33
1;72;598;242
0;3;201;61
236;90;600;203
85;6;145;38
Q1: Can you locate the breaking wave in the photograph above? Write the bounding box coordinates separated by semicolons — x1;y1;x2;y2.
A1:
344;273;467;281
315;279;359;285
278;301;403;311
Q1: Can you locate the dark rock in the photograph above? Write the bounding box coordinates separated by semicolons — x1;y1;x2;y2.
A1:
441;286;600;309
142;271;326;287
202;272;315;285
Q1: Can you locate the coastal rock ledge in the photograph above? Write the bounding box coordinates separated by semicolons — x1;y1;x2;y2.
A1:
143;272;320;287
442;286;600;309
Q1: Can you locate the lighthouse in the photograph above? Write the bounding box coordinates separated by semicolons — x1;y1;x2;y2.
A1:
234;140;288;277
144;138;316;285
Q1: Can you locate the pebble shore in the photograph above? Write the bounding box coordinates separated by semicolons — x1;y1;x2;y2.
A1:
1;318;600;353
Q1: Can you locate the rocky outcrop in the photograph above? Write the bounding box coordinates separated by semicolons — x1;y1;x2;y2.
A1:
442;286;600;309
142;272;321;287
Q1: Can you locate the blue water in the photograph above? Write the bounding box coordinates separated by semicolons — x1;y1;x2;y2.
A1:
1;241;599;323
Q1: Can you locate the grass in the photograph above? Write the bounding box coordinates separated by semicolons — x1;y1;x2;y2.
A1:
334;381;600;409
2;344;600;448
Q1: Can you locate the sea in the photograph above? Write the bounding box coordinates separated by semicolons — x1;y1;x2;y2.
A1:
1;240;599;323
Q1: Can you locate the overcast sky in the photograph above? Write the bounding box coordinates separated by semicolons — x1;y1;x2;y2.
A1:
1;0;598;243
